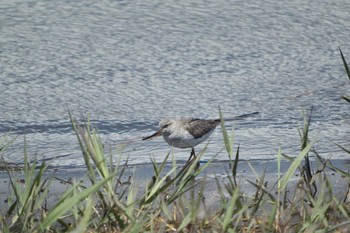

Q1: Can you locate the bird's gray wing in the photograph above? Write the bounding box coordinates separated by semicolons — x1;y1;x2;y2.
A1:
186;119;219;138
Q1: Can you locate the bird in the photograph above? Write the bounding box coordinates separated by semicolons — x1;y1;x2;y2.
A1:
142;112;259;162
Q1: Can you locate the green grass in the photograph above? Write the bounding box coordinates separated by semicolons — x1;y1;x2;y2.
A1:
1;50;350;232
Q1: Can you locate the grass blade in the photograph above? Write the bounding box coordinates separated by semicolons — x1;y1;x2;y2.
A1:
279;137;316;191
340;47;350;81
40;172;117;230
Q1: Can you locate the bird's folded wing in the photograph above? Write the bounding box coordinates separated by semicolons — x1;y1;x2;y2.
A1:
186;119;219;138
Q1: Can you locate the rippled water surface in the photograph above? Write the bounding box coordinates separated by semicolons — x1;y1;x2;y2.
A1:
1;0;350;166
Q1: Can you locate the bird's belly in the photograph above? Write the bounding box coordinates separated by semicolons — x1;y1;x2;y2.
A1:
163;130;213;148
165;138;199;148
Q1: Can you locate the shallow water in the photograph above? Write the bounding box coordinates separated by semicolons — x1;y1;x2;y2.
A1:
1;0;350;166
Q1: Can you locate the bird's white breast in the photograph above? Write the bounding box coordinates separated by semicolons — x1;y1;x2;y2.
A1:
162;119;214;148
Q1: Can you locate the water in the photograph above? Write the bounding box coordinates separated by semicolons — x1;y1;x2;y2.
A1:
1;0;350;167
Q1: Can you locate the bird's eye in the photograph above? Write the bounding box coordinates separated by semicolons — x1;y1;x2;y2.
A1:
163;124;170;129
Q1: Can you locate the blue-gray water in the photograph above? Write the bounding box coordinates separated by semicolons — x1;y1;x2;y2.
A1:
1;0;350;167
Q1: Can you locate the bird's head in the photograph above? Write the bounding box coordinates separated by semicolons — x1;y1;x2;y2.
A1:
142;118;174;140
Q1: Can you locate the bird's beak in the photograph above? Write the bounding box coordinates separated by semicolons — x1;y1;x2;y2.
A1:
142;130;163;140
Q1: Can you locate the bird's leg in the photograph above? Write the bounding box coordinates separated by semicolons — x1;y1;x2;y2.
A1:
186;148;196;164
186;148;200;169
191;148;195;159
